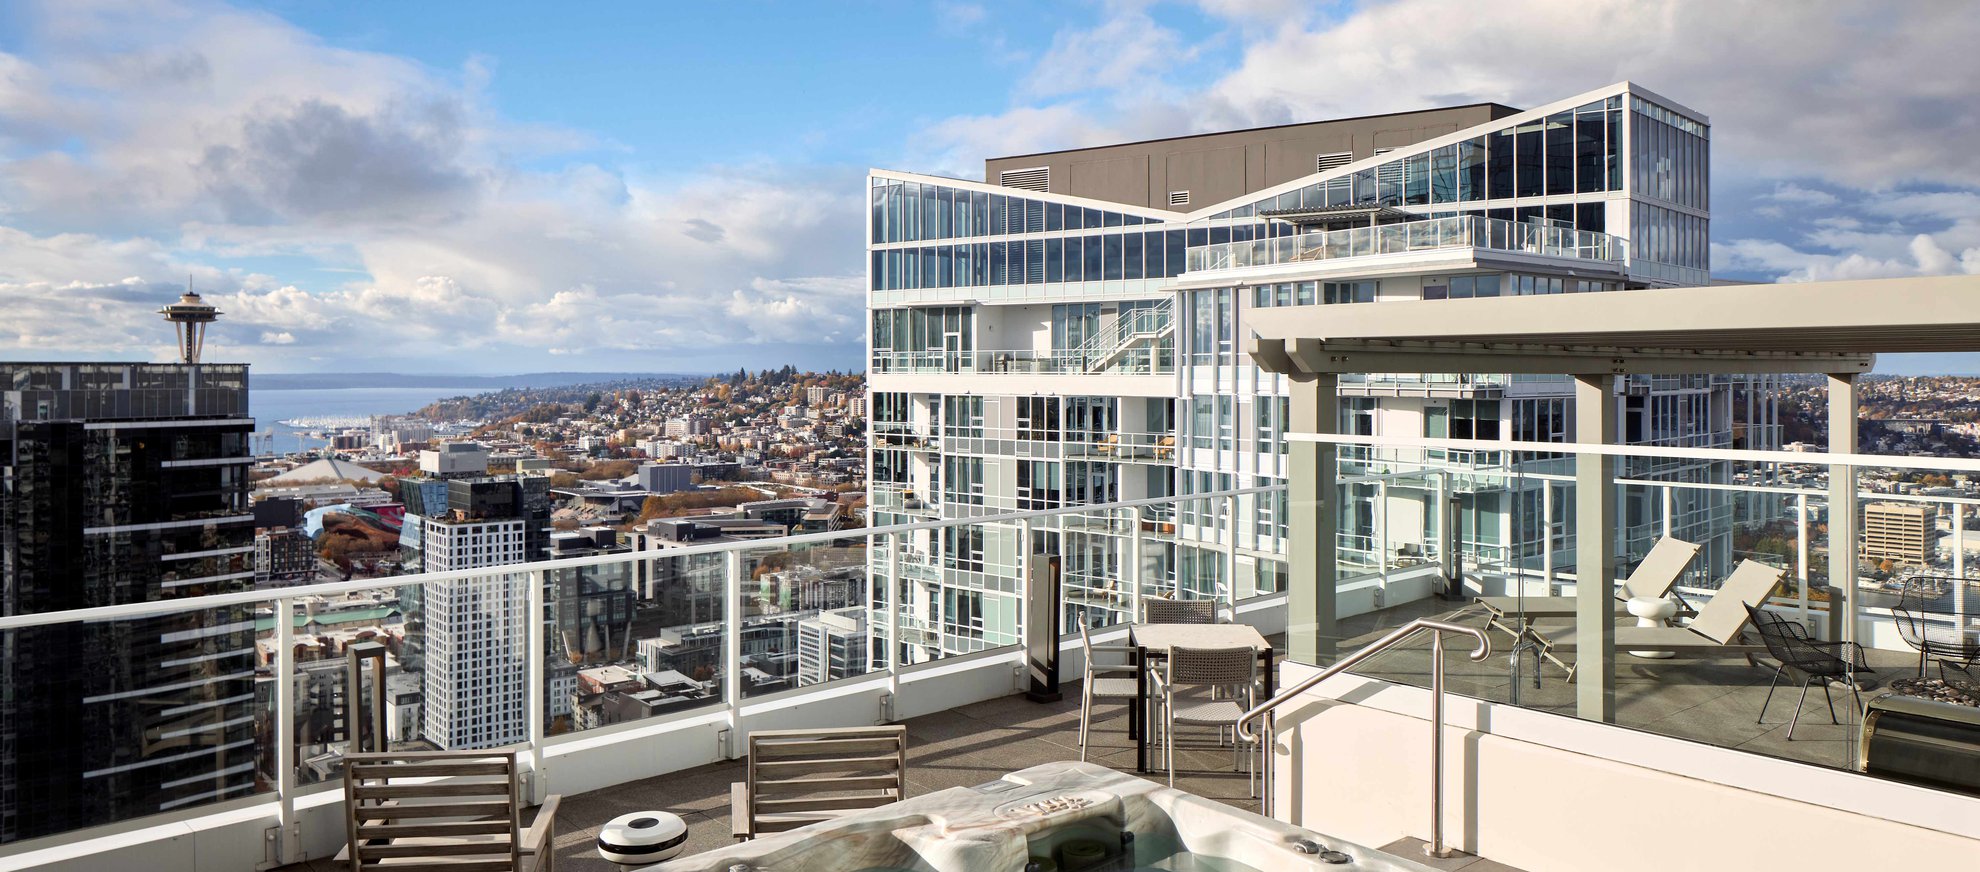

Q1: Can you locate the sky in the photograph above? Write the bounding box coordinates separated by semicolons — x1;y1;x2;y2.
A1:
2;0;1979;375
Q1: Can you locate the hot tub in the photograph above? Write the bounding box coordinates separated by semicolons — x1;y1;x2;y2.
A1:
652;760;1441;871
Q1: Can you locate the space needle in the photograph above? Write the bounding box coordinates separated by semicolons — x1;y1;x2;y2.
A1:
158;281;221;364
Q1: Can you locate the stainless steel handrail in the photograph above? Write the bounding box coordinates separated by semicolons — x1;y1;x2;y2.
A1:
1237;617;1490;859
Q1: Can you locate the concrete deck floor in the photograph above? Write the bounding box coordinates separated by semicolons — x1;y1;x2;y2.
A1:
274;680;1300;872
1334;596;1915;771
276;596;1926;871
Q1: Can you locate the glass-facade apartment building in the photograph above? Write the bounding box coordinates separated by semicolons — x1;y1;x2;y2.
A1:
0;363;256;844
865;81;1768;665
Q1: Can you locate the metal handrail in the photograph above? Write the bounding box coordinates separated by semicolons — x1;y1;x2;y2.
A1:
1237;617;1490;859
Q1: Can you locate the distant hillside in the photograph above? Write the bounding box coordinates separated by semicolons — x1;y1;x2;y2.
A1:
254;372;702;391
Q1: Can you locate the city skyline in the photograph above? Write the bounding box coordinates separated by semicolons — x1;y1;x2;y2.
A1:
2;1;1979;375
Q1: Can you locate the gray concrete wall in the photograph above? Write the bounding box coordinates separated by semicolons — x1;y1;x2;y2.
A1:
985;104;1520;211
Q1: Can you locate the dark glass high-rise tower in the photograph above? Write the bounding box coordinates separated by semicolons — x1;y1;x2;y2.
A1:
0;362;256;844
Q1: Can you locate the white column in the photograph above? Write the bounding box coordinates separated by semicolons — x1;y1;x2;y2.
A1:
1661;486;1674;539
1574;374;1618;722
1827;374;1859;644
1289;372;1340;663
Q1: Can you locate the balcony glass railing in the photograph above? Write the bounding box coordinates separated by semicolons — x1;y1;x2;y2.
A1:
1184;215;1625;273
870;345;1175;376
1298;430;1980;789
0;486;1291;856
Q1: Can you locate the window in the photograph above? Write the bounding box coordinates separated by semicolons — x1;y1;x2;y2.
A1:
1169;190;1191;206
1515;119;1543;198
1545;110;1574;196
1487;129;1515;199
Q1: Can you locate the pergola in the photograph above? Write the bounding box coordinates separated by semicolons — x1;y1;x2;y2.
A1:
1246;274;1980;721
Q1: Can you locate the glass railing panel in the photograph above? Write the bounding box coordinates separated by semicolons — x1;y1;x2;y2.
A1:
739;537;873;695
552;553;724;737
288;588;416;785
0;609;270;843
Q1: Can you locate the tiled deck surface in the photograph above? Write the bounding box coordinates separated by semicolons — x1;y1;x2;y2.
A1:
1336;596;1914;771
275;682;1279;872
276;597;1931;871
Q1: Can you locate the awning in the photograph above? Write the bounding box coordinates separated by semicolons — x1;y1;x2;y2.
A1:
1247;275;1980;376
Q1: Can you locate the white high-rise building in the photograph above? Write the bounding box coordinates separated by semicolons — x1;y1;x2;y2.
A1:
418;516;529;749
796;608;868;686
866;82;1773;665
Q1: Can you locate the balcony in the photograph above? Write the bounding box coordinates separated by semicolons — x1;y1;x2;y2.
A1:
9;454;1980;869
1183;215;1624;275
870;346;1174;376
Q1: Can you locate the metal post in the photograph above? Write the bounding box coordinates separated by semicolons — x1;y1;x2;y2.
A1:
1376;481;1389;600
1224;494;1239;609
1426;631;1450;859
526;569;546;801
1541;484;1556;590
1661;486;1674;540
1796;494;1812;632
1955;504;1966;592
1125;506;1143;625
274;595;299;863
886;531;901;697
724;550;744;758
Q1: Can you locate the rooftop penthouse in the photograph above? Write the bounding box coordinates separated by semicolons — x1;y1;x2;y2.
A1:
7;85;1980;872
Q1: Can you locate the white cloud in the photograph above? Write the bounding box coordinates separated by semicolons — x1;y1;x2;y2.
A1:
0;1;866;372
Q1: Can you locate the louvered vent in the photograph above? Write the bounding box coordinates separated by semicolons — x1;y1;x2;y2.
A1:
1168;190;1191;206
999;167;1049;192
1315;151;1353;173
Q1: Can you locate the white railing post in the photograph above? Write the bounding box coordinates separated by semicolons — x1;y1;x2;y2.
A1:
886;531;902;697
1955;504;1967;587
1375;481;1389;601
1796;494;1812;631
1126;506;1143;624
1541;484;1556;591
1017;516;1034;690
1224;494;1239;608
724;550;744;758
526;569;546;802
1661;485;1674;540
274;595;299;863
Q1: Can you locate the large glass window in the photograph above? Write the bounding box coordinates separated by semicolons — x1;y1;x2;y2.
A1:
1123;233;1144;280
1515;119;1544;198
1430;145;1459;204
1083;233;1104;279
1103;235;1123;281
1404;152;1430;206
1545;111;1574;196
1045;239;1063;283
1488;129;1515;200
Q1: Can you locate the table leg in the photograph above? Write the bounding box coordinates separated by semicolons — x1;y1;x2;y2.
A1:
1126;647;1140;741
1261;646;1276;698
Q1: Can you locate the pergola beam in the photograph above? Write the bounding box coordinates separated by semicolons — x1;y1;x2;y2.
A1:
1251;337;1872;377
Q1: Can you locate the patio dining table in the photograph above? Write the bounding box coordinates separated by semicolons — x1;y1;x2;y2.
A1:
1127;622;1276;773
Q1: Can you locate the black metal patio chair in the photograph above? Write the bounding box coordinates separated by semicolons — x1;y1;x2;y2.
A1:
1891;577;1980;681
1746;604;1871;739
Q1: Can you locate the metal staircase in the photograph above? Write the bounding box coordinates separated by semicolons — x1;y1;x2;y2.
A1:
1074;300;1174;373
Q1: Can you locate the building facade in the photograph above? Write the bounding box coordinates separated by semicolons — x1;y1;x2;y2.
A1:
1863;502;1934;565
0;362;255;844
865;82;1762;666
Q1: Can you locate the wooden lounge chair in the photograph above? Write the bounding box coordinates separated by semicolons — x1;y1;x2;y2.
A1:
731;725;908;841
1545;559;1786;681
341;750;560;872
1475;536;1701;641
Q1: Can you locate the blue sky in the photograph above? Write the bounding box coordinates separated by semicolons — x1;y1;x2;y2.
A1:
2;1;1978;374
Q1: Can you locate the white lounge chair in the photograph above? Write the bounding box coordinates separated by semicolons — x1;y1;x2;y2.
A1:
1475;535;1701;639
1544;559;1786;681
